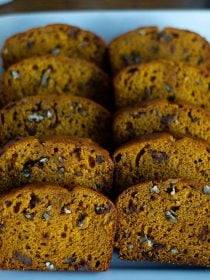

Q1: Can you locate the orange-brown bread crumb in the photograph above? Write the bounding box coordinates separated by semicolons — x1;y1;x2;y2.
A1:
0;136;114;195
1;55;110;106
114;60;210;109
113;99;210;145
0;184;116;271
116;179;210;266
109;27;210;75
113;133;210;192
0;95;111;147
2;23;106;69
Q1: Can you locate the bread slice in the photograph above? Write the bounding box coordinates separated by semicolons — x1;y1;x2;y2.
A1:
1;23;106;69
113;99;210;145
115;178;210;266
108;27;210;75
113;133;210;191
0;136;113;195
0;95;111;146
0;184;116;271
1;55;110;106
114;60;210;108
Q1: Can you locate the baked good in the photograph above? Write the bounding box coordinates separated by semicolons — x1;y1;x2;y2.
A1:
108;27;210;75
0;184;116;271
0;94;111;146
1;23;106;69
1;55;110;106
113;99;210;145
114;60;210;109
0;136;113;195
115;178;210;266
113;133;210;191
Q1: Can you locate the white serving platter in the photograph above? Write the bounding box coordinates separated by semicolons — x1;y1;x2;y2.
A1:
0;10;209;280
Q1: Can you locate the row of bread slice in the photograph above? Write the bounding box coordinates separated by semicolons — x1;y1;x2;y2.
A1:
114;133;210;267
0;132;210;196
0;178;209;270
3;57;210;148
0;23;116;272
0;36;116;272
0;131;210;190
0;136;114;196
0;25;113;148
2;25;210;114
0;133;209;268
2;25;210;74
113;133;210;191
0;24;209;270
113;60;210;145
109;28;210;144
0;55;112;147
110;27;210;268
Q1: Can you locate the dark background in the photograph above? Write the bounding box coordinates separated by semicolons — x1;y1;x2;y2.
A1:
0;0;210;14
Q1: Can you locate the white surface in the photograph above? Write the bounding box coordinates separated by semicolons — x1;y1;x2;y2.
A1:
0;10;209;280
0;0;13;5
0;10;210;44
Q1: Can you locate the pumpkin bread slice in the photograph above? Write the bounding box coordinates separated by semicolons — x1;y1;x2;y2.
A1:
108;27;210;75
115;179;210;266
113;133;210;192
1;23;106;69
0;184;116;271
0;136;114;195
113;99;210;145
1;55;110;106
0;95;111;146
114;60;210;109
